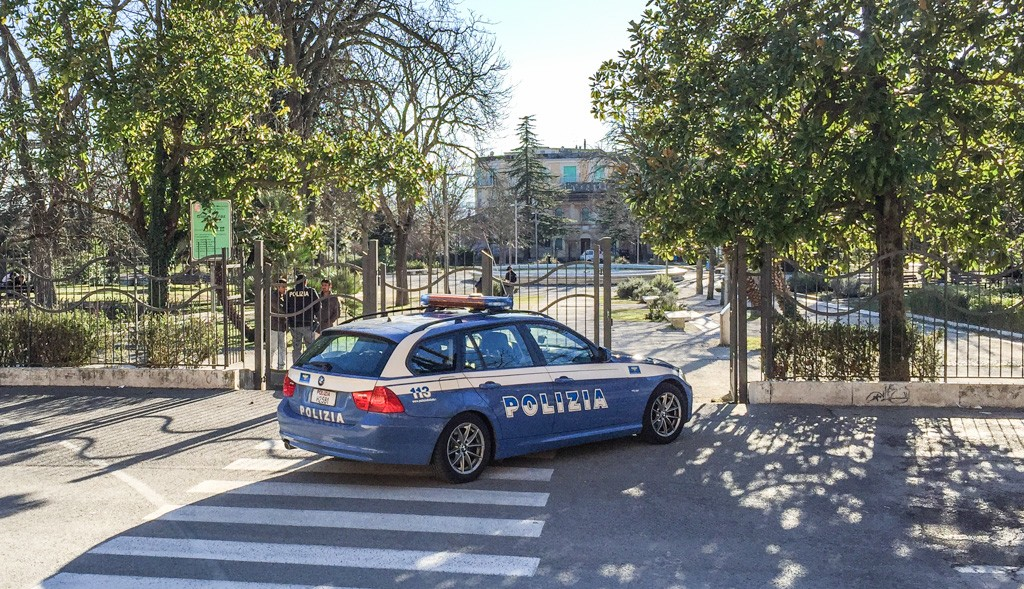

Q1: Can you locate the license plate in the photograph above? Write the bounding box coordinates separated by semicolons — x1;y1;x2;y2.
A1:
309;389;337;406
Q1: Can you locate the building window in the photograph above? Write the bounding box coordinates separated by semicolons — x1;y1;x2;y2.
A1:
476;169;494;187
581;207;592;223
555;238;564;251
554;207;564;217
562;165;577;184
594;166;606;181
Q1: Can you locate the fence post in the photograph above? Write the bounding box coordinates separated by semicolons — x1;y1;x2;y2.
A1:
481;251;493;296
593;243;601;344
760;243;775;381
221;248;229;368
735;239;748;403
601;237;612;350
363;240;378;317
253;241;265;389
263;261;272;387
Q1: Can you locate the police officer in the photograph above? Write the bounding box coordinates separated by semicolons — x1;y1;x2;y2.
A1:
503;265;518;306
317;278;341;336
270;277;289;369
285;273;320;362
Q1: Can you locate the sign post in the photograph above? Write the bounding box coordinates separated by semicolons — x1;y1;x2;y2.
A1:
190;200;232;261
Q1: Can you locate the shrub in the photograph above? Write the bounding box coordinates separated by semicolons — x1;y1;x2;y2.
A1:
789;272;829;293
649;273;678;297
830;277;869;298
613;256;630;264
616;275;677;301
323;268;361;296
0;310;107;367
407;259;427;270
140;313;220;367
773;319;942;381
616;277;655;300
646;292;678;321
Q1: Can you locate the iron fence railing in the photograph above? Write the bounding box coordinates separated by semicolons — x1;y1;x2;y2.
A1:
766;251;1024;382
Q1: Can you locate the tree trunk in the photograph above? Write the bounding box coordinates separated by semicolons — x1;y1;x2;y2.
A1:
696;255;704;296
144;122;179;309
394;229;410;306
28;205;56;308
707;246;718;301
876;188;910;381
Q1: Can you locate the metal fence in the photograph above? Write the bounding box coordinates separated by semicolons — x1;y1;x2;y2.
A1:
0;249;251;368
757;249;1024;383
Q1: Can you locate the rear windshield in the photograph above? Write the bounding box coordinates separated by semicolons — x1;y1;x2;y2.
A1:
295;333;396;377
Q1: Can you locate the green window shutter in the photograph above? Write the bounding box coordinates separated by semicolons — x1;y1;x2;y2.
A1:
563;166;577;183
594;166;606;181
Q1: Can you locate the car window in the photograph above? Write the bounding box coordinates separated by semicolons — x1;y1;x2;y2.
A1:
463;326;534;371
526;325;595;365
409;336;455;375
296;333;396;377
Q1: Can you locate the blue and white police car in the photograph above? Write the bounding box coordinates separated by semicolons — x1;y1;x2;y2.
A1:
277;294;693;483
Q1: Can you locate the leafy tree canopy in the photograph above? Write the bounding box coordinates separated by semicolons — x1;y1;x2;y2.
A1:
593;0;1024;271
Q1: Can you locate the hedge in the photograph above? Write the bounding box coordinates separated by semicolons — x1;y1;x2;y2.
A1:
773;319;942;381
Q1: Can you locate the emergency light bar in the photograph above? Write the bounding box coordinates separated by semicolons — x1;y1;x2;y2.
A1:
420;294;513;310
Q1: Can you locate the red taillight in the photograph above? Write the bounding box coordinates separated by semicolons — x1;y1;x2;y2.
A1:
282;375;296;398
352;386;404;413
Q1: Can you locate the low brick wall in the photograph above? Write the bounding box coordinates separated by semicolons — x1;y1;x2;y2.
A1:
749;381;1024;408
0;367;256;390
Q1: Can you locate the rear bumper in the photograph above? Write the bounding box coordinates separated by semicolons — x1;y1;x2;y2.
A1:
276;399;444;465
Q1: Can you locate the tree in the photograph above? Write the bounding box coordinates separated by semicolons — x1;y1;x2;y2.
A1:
594;0;1024;380
507;116;565;260
339;3;507;304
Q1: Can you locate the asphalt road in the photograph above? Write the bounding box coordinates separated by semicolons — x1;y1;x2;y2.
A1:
1;386;1023;589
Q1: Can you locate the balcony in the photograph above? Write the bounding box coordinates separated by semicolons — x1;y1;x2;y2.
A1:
563;181;608;193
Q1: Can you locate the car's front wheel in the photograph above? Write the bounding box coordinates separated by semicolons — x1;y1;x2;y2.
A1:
640;384;686;444
432;413;491;483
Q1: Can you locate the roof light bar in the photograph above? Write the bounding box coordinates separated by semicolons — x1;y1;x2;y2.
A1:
420;294;513;310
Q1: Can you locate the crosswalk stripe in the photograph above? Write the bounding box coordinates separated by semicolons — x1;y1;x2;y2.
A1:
34;573;365;589
91;537;540;577
188;480;549;507
955;565;1018;575
224;458;554;482
151;504;545;537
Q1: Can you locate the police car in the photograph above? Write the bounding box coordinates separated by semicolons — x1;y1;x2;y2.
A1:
277;294;693;483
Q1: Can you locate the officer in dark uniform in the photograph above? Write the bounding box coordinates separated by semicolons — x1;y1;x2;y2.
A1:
503;265;518;306
285;274;320;362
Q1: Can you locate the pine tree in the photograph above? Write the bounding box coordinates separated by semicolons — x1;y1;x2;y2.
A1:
507;116;565;260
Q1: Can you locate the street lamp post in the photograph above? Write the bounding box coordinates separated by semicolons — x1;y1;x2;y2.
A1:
514;200;519;265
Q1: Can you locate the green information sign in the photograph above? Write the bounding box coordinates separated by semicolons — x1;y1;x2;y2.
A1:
190;200;232;261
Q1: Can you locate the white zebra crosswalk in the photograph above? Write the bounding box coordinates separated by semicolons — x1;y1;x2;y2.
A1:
32;440;556;588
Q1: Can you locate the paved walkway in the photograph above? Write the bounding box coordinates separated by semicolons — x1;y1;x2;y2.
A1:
611;280;761;404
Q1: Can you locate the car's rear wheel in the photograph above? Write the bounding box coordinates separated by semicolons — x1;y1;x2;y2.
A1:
432;413;491;483
640;384;685;444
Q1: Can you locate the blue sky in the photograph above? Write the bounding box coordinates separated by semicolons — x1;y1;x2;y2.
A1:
458;0;651;154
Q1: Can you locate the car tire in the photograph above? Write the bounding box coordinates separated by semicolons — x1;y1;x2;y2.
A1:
432;413;492;484
640;384;686;444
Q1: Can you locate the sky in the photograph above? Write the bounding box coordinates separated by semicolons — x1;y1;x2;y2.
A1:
458;0;651;155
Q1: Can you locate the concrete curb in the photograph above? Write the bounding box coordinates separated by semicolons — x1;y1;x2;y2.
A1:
750;381;1024;408
0;367;256;390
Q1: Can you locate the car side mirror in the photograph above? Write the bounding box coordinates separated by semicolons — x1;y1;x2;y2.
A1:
596;347;610;362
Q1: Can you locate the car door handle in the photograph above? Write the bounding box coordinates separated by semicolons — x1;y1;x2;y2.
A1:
479;381;501;390
554;376;575;383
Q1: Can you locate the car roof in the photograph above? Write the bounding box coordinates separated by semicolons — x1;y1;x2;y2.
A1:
323;311;559;342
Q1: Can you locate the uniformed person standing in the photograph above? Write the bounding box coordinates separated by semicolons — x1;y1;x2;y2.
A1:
285;273;320;362
270;277;289;369
503;265;518;306
317;278;341;337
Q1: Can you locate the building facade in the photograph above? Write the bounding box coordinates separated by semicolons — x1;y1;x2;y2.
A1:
475;147;628;261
